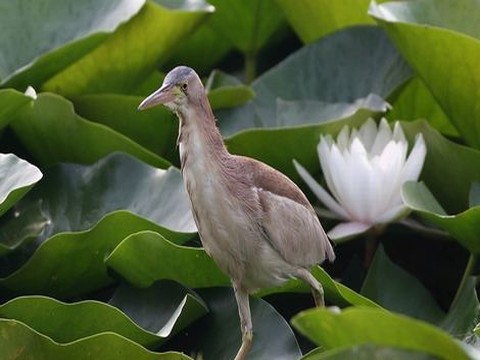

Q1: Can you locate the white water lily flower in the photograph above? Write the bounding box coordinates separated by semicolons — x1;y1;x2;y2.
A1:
294;118;427;240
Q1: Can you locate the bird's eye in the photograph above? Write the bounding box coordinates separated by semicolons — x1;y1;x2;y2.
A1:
181;83;188;92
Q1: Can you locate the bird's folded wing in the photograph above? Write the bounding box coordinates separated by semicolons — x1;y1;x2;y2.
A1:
256;188;334;267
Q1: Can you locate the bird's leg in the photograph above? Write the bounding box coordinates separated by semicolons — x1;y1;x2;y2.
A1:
295;268;325;308
233;283;253;360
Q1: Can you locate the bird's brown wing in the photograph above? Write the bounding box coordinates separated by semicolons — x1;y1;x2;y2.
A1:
255;187;334;267
243;157;335;267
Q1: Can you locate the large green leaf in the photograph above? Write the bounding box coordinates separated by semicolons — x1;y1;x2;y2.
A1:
221;26;411;135
18;153;194;239
276;0;375;43
42;1;213;96
106;231;229;289
0;212;173;298
441;278;480;345
0;296;159;346
0;282;207;347
163;21;232;75
186;287;302;360
292;307;472;360
0;153;196;297
0;319;191;360
207;0;285;54
11;93;169;167
402;182;480;254
109;281;207;341
0;0;144;89
73;94;179;165
370;0;480;148
361;245;444;323
0;89;31;130
401;121;480;214
0;153;42;217
387;76;458;137
0;201;48;257
302;344;433;360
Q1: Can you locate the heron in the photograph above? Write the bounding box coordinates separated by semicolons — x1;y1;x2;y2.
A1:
138;66;335;360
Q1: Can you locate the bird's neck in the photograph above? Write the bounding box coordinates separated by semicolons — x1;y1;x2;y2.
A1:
176;99;229;170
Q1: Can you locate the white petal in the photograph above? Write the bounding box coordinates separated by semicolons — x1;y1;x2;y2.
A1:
318;137;343;203
392;121;407;143
375;204;410;223
336;125;350;151
373;140;407;212
293;160;349;219
328;222;371;241
401;133;427;183
371;118;393;156
358;118;377;151
327;141;360;219
342;138;374;221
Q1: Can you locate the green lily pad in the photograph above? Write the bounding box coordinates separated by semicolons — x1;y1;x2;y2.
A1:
0;153;42;217
221;26;411;135
401;121;480;214
0;211;179;298
110;281;207;340
207;0;285;54
205;70;255;110
11;93;169;167
0;318;192;360
361;245;444;323
106;231;229;289
0;282;207;347
163;21;232;75
370;0;480;148
387;76;458;137
302;344;434;360
0;0;144;88
187;287;302;360
402;181;480;255
43;1;213;96
0;296;159;346
292;307;472;360
73;94;179;166
21;153;195;240
441;277;480;344
0;201;48;257
0;89;32;130
276;0;375;44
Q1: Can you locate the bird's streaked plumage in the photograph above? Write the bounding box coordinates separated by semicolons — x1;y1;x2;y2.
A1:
139;66;334;360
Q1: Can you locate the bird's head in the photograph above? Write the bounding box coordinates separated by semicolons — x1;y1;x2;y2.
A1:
138;66;204;113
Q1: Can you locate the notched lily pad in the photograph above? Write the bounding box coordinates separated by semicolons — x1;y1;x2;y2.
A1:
1;0;145;89
370;0;480;149
11;93;169;168
0;318;192;360
292;307;472;360
106;231;229;289
109;281;208;340
402;181;480;254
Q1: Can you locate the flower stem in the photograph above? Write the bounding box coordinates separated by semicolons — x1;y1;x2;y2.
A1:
364;225;386;268
450;253;477;310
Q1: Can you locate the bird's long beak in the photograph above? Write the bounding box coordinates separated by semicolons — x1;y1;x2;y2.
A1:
138;83;175;111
